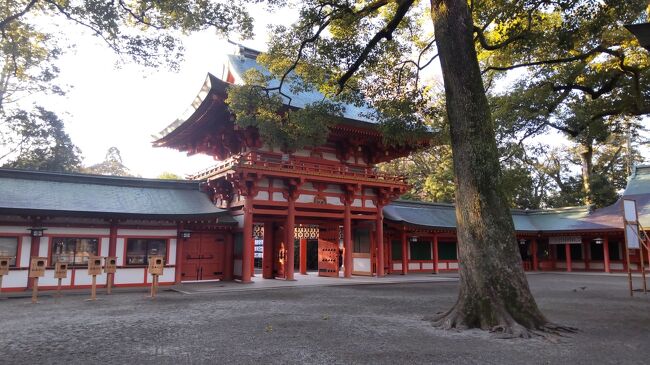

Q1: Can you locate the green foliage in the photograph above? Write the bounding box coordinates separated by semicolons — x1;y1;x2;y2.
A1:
84;147;133;176
157;171;182;180
1;106;82;172
226;69;342;151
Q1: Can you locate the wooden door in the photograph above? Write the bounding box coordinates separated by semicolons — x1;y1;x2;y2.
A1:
318;239;339;277
200;233;225;280
181;235;202;280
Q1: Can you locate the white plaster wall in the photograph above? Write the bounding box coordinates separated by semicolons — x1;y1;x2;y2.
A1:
233;215;245;229
302;182;316;191
100;238;109;257
422;263;434;270
408;263;420;270
556;262;566;269
255;191;270;200
114;268;145;284
325;184;342;193
115;238;125;265
297;194;315;203
168;239;177;266
3;270;28;288
353;257;371;273
365;199;376;208
352;199;362;207
158;267;176;283
393;263;402;270
117;229;176;237
0;226;28;234
19;238;31;267
74;270;107;285
611;263;624;270
448;262;459;269
272;192;287;202
45;227;110;235
322;152;337;161
39;269;72;286
572;262;585;269
38;237;48;259
325;197;343;206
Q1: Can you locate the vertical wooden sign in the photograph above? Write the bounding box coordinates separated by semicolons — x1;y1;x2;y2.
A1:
29;257;47;304
87;256;102;301
54;262;68;301
104;256;117;295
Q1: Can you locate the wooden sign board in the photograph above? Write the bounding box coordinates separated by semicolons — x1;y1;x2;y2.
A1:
148;255;164;275
29;257;47;278
54;262;68;279
104;256;117;274
0;256;12;276
623;199;641;249
87;256;103;276
318;239;339;277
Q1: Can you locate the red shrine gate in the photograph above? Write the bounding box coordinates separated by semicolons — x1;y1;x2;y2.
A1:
180;233;225;281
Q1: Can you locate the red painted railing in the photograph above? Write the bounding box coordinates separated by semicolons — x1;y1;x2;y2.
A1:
190;152;407;183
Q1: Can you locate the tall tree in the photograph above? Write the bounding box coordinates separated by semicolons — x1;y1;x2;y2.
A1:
84;147;132;176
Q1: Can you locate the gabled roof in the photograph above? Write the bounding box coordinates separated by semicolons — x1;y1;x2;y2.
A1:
0;168;235;222
384;166;650;233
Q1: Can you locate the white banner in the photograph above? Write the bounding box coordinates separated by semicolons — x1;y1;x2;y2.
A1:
623;199;638;223
626;224;640;249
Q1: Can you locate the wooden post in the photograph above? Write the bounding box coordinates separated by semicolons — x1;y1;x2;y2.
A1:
31;277;39;304
640;246;647;293
106;273;113;295
565;244;572;272
242;198;253;283
285;197;296;281
626;243;633;297
603;236;611;273
376;208;385;277
150;275;158;298
433;234;439;274
343;203;352;278
401;230;408;275
28;235;40;289
90;275;97;301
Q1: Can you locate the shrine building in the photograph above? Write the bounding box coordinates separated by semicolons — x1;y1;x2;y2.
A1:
0;44;648;291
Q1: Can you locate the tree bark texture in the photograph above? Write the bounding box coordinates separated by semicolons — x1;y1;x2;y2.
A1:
430;0;551;336
579;141;593;205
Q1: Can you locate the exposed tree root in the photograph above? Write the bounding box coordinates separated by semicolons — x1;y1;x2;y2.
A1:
428;307;577;340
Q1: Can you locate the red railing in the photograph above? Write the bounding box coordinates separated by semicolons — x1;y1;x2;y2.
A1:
190;152;407;184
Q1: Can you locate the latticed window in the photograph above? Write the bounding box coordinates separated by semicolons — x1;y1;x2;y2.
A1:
51;238;99;266
126;239;166;265
0;237;18;266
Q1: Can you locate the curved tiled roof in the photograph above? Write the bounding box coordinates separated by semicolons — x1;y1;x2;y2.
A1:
0;169;234;222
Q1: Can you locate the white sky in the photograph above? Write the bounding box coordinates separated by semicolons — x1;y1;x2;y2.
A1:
30;7;649;178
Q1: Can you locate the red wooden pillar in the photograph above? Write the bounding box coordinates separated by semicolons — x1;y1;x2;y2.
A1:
28;234;40;289
343;203;352;278
401;230;408;275
285;197;296;281
565;243;572;272
223;230;234;281
241;198;253;283
603;236;611;273
376;207;385;277
299;238;307;275
263;222;274;279
174;222;183;284
433;234;439;274
531;239;539;271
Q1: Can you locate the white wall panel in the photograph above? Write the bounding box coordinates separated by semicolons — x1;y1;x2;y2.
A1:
38;237;48;259
168;239;177;265
115;238;125;265
353;257;371;273
297;194;315;203
422;263;434;270
393;263;402;270
255;191;270;200
0;226;29;234
365;200;376;208
408;263;420;270
39;269;72;286
114;268;145;284
590;262;604;269
611;263;624;270
100;238;110;256
45;227;110;235
20;237;31;267
3;270;28;288
325;197;343;206
448;262;459;269
272;192;287;202
117;229;176;237
158;268;176;283
74;270;107;285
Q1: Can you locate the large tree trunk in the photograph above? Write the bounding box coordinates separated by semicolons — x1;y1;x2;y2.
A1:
578;140;594;205
430;0;557;337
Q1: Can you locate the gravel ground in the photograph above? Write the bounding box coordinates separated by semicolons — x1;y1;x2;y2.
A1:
0;273;649;365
